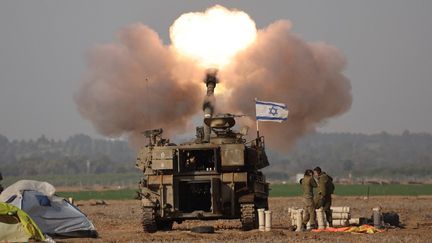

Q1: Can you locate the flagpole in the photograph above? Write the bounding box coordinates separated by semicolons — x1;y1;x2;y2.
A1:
255;98;260;139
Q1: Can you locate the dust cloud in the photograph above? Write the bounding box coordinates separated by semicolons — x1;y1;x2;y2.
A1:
220;20;352;149
75;24;204;147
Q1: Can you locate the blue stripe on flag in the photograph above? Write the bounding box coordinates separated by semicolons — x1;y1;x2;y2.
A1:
255;100;286;109
256;116;288;121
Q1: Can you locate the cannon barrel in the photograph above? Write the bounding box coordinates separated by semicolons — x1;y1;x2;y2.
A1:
203;69;218;142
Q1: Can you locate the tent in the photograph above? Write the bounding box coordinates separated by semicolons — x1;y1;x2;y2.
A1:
0;180;98;238
0;202;45;242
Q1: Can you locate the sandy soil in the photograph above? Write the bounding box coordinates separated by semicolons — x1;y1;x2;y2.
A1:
61;196;432;243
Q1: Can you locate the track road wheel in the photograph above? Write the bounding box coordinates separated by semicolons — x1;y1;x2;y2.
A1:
240;203;257;231
141;207;157;233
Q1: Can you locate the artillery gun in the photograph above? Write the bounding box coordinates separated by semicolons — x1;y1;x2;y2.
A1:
136;70;270;232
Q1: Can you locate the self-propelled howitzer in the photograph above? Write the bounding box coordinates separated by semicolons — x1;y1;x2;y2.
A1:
136;70;270;232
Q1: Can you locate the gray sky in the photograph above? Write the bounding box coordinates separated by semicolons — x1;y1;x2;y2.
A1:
1;1;431;140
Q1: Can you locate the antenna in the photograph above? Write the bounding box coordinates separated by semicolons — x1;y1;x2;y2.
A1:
144;77;152;145
145;77;151;129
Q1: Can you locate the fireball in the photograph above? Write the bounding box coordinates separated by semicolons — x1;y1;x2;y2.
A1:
170;5;257;68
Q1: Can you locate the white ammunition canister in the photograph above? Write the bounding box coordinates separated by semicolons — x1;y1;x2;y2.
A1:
348;217;360;225
295;209;303;232
373;207;382;228
288;208;293;225
289;208;296;226
332;219;349;227
332;212;350;219
330;206;350;213
258;208;265;231
316;208;326;229
265;210;272;232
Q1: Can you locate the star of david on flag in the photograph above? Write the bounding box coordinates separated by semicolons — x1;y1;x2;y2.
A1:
255;99;289;122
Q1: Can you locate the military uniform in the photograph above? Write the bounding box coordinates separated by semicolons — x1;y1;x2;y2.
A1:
314;172;334;226
300;175;317;227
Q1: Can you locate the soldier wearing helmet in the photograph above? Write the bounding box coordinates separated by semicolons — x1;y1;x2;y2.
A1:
299;169;317;230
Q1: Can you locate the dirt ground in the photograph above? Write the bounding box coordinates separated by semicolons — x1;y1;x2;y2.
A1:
62;196;432;243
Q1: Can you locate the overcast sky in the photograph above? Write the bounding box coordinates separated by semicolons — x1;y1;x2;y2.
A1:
0;1;431;140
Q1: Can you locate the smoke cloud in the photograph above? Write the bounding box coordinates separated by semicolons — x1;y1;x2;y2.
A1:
75;24;204;146
75;6;352;151
221;20;352;149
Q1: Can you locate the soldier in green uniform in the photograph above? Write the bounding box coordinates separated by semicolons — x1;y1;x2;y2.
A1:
299;169;317;230
313;166;335;227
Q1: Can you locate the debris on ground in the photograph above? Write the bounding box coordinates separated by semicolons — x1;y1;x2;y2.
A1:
191;226;215;234
90;200;107;206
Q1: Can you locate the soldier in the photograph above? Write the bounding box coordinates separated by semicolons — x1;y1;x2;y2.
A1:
299;169;317;230
313;166;335;227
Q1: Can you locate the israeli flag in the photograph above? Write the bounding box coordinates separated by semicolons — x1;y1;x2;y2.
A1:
255;99;289;122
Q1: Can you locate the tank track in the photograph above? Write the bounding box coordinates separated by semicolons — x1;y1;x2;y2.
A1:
156;219;173;231
141;207;157;233
240;203;257;231
141;207;174;233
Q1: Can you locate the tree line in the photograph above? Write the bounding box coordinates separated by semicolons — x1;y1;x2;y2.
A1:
1;131;432;179
0;134;135;176
266;130;432;180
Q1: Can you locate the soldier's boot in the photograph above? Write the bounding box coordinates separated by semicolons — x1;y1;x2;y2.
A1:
309;224;318;230
326;214;333;227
